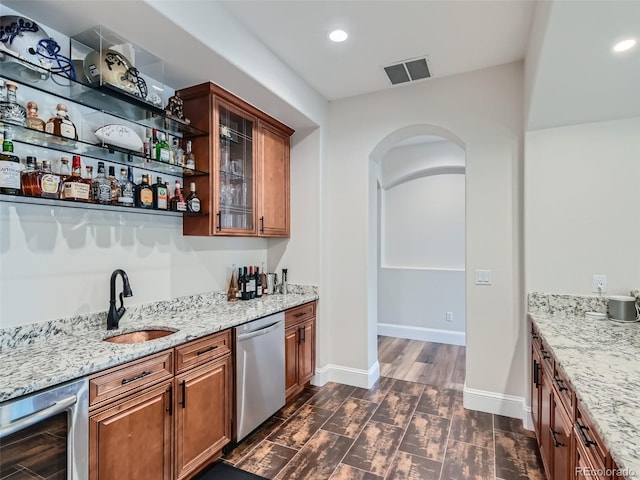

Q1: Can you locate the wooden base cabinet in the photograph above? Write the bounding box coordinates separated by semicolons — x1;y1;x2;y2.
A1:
285;302;316;402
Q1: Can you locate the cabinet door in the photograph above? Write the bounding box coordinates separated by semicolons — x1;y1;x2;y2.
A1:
574;440;607;480
551;392;572;480
539;361;553;480
258;121;289;237
298;319;315;385
531;346;541;442
174;355;231;480
89;382;172;480
214;100;257;236
285;326;300;400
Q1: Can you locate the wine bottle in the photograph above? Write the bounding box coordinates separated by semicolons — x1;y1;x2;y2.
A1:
241;266;251;300
260;262;268;296
248;266;256;299
236;267;243;299
255;266;263;298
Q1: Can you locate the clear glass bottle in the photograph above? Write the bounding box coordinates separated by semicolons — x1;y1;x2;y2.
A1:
172;138;185;167
185;140;196;171
93;161;112;204
0;130;22;195
0;81;26;126
35;160;62;199
227;264;239;302
45;103;78;140
153;176;169;210
62;155;91;202
170;180;187;212
186;181;201;213
21;156;36;196
136;174;153;209
25;102;45;132
117;167;135;207
155;132;170;163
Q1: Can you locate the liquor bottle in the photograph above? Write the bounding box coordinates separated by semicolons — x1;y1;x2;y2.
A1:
25;102;45;131
93;162;112;204
255;266;263;298
117;167;135;207
248;266;256;299
0;130;22;195
45;103;78;140
153;176;169;210
240;266;251;300
136;174;153;208
144;128;152;158
170;180;187;212
62;155;91;202
85;165;95;203
108;166;119;204
237;267;243;300
172;137;185;166
227;264;239;302
0;81;26;126
186;182;201;213
34;160;61;199
155;132;170;163
58;156;70;199
21;156;36;196
185;140;196;170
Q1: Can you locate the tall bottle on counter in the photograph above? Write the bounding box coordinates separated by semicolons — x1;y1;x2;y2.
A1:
260;262;268;296
240;266;251;300
255;266;263;298
227;264;239;302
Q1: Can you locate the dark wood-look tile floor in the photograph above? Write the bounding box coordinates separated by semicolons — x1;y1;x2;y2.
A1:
224;337;545;480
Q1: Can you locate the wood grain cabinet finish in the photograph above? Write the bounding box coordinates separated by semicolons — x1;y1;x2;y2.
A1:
179;82;294;238
285;302;316;402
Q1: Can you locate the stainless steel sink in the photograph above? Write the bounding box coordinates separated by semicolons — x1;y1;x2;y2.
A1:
104;329;177;344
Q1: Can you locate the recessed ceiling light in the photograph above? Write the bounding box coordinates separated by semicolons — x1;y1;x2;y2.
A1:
613;38;637;52
329;29;348;43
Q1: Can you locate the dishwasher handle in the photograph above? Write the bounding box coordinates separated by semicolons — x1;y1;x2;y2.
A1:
237;320;283;341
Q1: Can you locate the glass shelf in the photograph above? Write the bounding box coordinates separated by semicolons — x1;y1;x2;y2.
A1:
0;193;184;217
219;204;253;214
0;52;207;138
8;124;208;178
219;170;253;181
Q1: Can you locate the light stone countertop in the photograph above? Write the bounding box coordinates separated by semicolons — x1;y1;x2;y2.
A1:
530;310;640;479
0;286;318;404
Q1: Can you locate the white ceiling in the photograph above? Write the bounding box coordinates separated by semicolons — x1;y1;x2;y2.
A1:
221;0;536;100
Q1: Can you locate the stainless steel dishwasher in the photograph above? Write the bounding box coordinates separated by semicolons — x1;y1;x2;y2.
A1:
234;312;285;441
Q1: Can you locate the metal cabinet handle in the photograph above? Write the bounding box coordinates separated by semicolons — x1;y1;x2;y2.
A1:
167;384;173;415
554;377;568;392
540;349;551;360
121;370;152;385
550;428;565;448
197;345;218;356
294;312;306;318
180;380;186;409
576;421;597;447
260;216;264;234
532;333;539;339
216;211;221;231
533;360;540;388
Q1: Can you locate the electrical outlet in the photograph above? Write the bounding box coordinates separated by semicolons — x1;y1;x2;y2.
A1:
592;275;607;293
446;312;453;322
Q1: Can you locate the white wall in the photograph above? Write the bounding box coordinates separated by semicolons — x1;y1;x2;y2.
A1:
525;117;640;295
325;62;525;409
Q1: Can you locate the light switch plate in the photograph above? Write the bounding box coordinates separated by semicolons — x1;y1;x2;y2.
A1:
475;270;492;285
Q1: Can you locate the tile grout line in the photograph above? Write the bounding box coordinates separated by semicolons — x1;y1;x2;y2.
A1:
438;395;456;480
493;413;497;480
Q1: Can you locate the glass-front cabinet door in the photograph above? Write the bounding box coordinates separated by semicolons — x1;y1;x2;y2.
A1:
215;100;257;235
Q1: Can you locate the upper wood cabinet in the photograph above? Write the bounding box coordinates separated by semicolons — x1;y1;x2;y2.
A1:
179;82;294;237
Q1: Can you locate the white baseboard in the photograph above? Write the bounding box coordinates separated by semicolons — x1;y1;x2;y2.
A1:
463;382;529;426
378;323;466;346
312;361;380;389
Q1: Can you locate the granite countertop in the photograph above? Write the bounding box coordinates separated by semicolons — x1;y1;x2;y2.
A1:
530;304;640;478
0;285;318;403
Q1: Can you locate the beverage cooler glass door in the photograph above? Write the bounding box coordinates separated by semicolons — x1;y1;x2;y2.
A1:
0;378;89;480
217;103;254;233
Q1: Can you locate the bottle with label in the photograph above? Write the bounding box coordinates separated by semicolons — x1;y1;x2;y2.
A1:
172;137;185;166
58;156;70;199
236;266;243;299
62;155;91;202
0;81;26;126
93;162;112;204
108;166;119;204
186;182;201;213
85;165;95;202
248;266;256;299
45;103;78;140
21;156;36;196
144;128;152;159
25;102;45;132
255;266;263;298
153;176;169;210
227;264;239;302
136;174;153;209
35;160;61;199
0;130;22;195
170;180;187;212
185;140;196;171
117;167;135;207
240;266;251;300
155;132;170;163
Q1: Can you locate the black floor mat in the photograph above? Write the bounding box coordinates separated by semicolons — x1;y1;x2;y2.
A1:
194;461;269;480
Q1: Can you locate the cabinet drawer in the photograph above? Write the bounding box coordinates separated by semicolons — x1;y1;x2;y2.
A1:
552;363;574;416
575;401;608;470
531;322;542;351
175;330;231;374
89;350;173;408
538;339;554;375
285;302;315;328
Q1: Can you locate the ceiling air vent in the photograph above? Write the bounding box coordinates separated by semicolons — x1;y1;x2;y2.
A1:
383;57;431;85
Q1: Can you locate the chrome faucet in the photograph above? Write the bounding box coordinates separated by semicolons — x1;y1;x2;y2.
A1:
107;269;133;330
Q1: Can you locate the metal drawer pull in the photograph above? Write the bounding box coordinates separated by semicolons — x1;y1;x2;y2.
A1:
554;377;568;392
576;421;597;447
294;312;306;318
540;349;551;360
196;345;219;356
550;428;565;448
121;370;153;385
533;360;540;388
0;396;76;439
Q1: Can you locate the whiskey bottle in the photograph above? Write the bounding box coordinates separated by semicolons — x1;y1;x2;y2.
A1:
186;182;201;213
62;155;91;202
117;167;135;207
25;102;45;132
172;137;185;167
153;176;169;210
170;180;187;212
185;140;196;171
0;130;22;195
136;174;153;209
155;132;170;163
35;160;61;199
0;81;26;126
93;162;112;204
21;156;36;196
45;104;78;140
86;165;95;202
58;156;70;199
108;166;119;204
